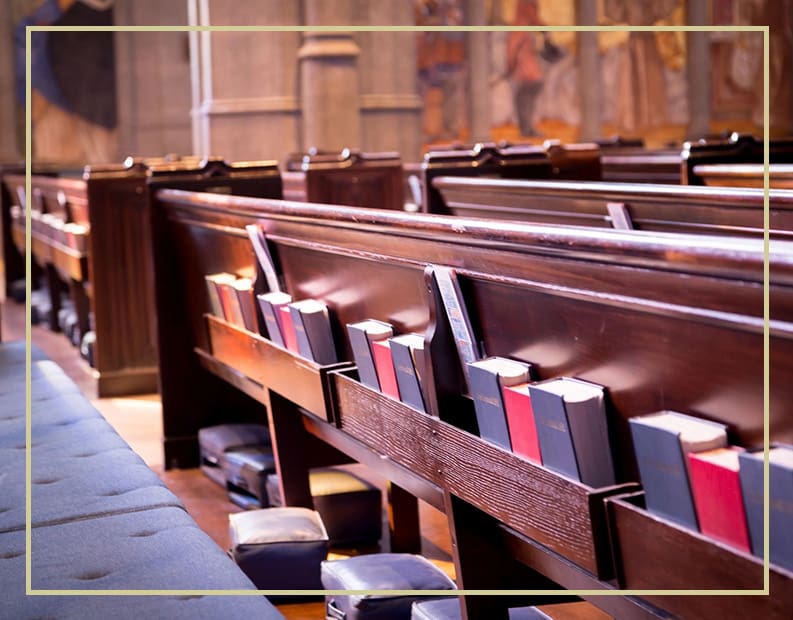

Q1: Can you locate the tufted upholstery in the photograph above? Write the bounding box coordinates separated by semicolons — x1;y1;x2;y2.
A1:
322;553;457;620
2;526;284;619
410;598;553;620
0;341;284;619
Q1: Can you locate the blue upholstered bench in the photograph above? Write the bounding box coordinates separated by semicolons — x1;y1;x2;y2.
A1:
0;341;284;619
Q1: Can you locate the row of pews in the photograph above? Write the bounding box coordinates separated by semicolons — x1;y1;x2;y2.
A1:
2;135;791;619
149;183;791;620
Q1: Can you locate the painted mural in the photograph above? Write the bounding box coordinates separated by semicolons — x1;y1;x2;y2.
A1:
14;0;117;163
415;0;792;148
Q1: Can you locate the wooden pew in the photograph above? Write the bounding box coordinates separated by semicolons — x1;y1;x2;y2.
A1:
430;176;793;239
420;141;601;215
0;162;84;300
683;134;793;185
281;148;404;210
151;187;792;619
692;163;793;189
600;134;793;186
3;158;282;396
4;173;91;336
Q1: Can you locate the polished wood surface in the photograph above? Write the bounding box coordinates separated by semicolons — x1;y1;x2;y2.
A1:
431;176;793;239
2;158;283;397
152;187;793;619
694;163;793;188
284;149;404;211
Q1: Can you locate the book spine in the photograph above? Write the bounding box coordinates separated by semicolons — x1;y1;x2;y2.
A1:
278;306;299;353
529;387;579;481
290;306;315;361
372;340;400;400
738;452;764;558
770;459;793;571
688;454;751;552
468;364;511;450
565;393;615;488
205;277;224;318
391;340;426;413
502;386;541;463
630;421;699;530
236;288;258;333
302;309;338;365
257;297;285;347
245;225;281;293
433;266;478;392
218;283;245;327
347;326;381;390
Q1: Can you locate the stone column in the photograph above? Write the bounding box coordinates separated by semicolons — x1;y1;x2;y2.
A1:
299;0;360;152
577;0;602;142
190;0;301;162
115;0;192;158
685;0;710;140
355;0;423;160
464;0;490;144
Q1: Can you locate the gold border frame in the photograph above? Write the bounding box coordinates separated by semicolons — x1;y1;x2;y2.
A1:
24;23;771;600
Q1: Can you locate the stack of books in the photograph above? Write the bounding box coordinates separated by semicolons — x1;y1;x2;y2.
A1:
630;411;793;570
257;292;338;365
205;273;257;333
346;320;427;413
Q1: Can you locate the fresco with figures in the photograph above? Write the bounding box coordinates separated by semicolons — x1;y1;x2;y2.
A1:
416;0;792;148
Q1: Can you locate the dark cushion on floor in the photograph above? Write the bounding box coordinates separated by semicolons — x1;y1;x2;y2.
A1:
198;423;271;487
1;518;285;619
229;506;329;594
225;446;277;507
411;598;553;620
322;553;457;620
267;465;383;545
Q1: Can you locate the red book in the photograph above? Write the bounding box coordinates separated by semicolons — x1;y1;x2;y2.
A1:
502;383;542;464
278;306;299;353
371;340;400;400
688;447;751;552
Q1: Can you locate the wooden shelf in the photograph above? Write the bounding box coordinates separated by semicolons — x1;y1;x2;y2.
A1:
331;367;638;579
205;314;351;421
606;492;793;620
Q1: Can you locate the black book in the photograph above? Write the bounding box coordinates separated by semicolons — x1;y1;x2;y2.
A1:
256;291;291;346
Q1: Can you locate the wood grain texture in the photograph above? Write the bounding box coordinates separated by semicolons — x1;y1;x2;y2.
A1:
608;493;793;620
333;370;636;577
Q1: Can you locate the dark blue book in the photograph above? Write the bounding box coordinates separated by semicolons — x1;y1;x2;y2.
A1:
256;291;291;347
739;445;793;571
389;334;426;413
468;357;530;450
346;320;393;390
530;378;615;488
288;300;338;365
629;411;727;530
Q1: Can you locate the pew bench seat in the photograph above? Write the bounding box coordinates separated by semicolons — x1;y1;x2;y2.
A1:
0;341;284;619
